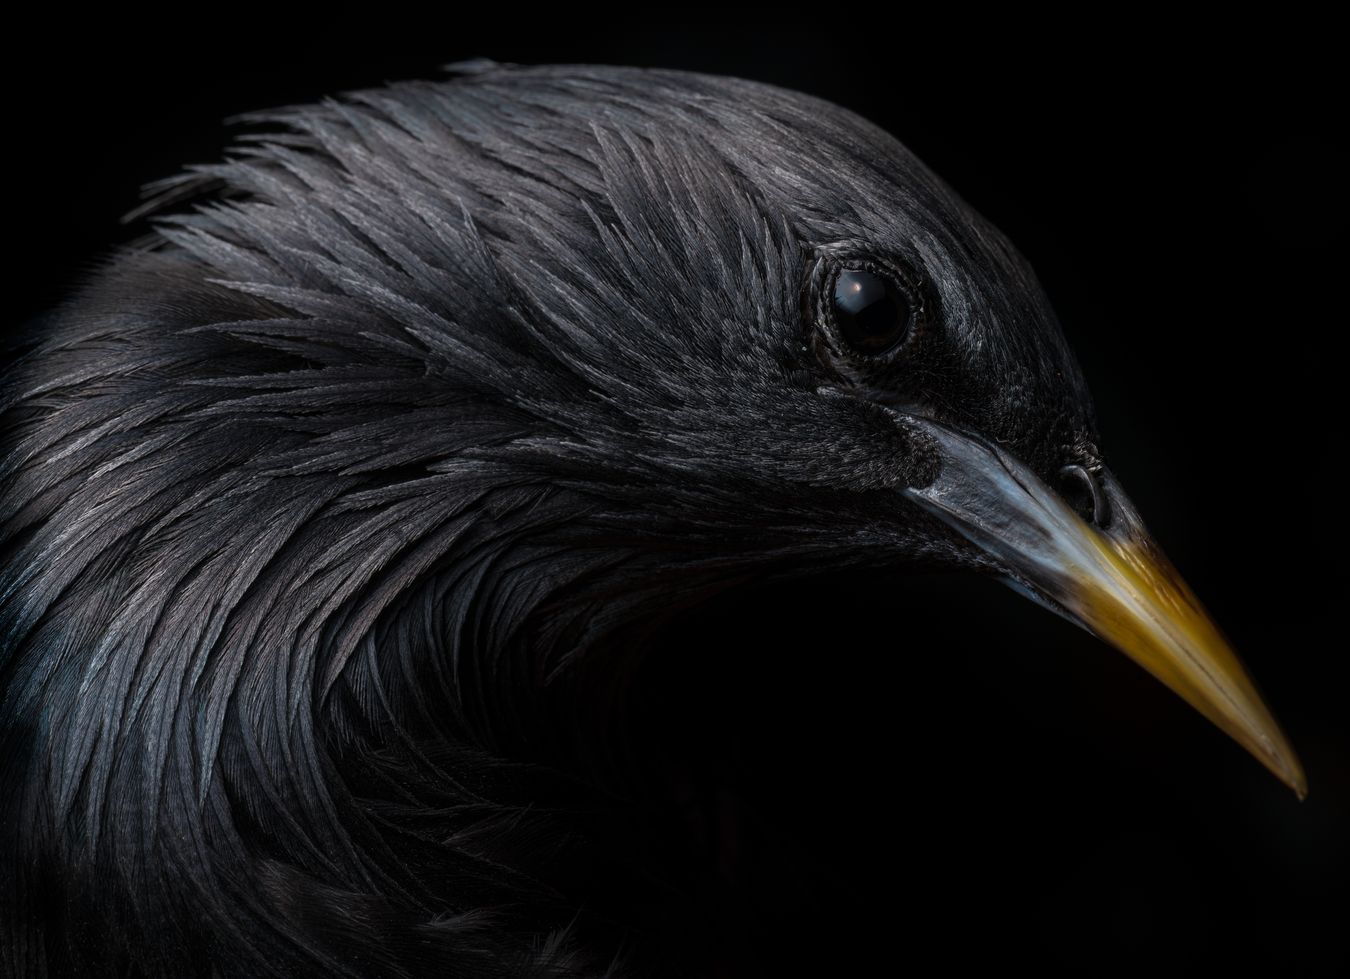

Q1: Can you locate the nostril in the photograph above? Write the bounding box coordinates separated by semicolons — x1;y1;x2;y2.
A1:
1058;464;1112;529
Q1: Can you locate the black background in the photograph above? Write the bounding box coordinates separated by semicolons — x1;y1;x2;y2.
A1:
8;11;1345;977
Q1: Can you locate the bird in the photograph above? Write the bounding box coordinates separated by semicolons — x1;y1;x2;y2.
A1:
0;62;1305;978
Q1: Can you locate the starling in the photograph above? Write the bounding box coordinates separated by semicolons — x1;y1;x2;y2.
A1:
0;63;1304;978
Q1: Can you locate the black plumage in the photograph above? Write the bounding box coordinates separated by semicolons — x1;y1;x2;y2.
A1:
0;63;1299;977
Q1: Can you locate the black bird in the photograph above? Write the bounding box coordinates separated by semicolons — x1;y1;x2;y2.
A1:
0;63;1304;977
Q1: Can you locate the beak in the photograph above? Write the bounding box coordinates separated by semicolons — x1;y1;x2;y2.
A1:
902;417;1306;798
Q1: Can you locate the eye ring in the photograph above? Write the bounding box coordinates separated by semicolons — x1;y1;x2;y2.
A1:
806;252;927;368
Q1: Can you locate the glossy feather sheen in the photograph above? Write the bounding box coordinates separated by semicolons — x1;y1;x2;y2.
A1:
2;64;1099;976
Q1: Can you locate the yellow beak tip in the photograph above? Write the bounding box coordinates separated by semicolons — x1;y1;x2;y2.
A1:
1284;761;1308;802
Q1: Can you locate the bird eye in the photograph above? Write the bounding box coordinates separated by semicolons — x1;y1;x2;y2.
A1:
830;268;914;355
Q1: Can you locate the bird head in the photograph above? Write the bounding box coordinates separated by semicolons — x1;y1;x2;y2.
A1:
283;65;1298;795
3;64;1301;814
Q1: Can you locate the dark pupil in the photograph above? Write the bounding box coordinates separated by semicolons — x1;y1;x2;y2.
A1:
832;269;911;353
